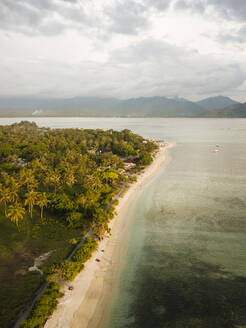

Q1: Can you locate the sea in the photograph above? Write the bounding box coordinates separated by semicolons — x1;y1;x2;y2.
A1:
1;117;246;328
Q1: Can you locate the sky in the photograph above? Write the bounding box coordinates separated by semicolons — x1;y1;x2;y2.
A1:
0;0;246;101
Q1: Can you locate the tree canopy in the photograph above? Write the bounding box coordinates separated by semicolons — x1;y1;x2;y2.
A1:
0;121;158;328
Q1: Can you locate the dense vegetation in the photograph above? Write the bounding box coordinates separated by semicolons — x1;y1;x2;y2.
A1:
0;121;158;327
20;282;63;328
47;237;98;281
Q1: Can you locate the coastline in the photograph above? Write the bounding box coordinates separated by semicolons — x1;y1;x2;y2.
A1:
45;142;175;328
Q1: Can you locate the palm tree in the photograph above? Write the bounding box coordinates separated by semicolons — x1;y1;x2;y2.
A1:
31;158;46;172
1;171;10;185
7;203;25;226
36;192;49;218
84;175;102;190
24;190;38;218
52;173;60;194
45;170;61;194
8;177;20;203
20;169;37;191
0;187;10;216
18;169;26;186
64;169;76;188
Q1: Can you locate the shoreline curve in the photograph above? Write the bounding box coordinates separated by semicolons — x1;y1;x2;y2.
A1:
44;142;175;328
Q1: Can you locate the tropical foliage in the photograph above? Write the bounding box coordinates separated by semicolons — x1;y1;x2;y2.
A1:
20;282;63;328
0;121;157;231
0;121;158;327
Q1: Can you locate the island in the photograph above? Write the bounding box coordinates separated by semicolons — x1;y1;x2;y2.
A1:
0;121;172;328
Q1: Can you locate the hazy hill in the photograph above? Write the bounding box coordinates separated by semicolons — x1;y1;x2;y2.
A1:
111;97;205;117
0;95;245;117
202;103;246;118
0;97;120;116
0;96;206;117
197;96;239;110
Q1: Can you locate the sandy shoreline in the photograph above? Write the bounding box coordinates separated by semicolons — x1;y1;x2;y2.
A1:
45;143;175;328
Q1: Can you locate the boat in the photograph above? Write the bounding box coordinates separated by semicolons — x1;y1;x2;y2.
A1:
213;149;219;153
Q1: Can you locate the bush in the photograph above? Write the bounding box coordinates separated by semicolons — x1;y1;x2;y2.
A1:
47;261;84;281
72;237;98;263
47;238;98;282
69;238;78;245
66;211;83;228
49;193;77;213
20;282;62;328
135;151;153;166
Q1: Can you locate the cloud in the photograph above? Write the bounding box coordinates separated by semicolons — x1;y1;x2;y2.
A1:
2;0;246;40
108;39;246;98
0;0;246;101
171;0;246;48
0;0;92;36
144;0;172;11
1;0;246;39
217;25;246;44
0;37;245;100
207;0;246;20
0;0;152;37
0;0;42;34
174;0;205;13
104;0;149;35
174;0;246;20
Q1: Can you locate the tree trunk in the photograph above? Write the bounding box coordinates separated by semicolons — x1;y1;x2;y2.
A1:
41;206;43;218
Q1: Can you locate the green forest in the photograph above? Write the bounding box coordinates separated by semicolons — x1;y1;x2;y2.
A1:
0;121;157;327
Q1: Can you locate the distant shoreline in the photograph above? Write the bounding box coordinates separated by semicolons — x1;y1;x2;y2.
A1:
0;116;245;120
44;142;175;328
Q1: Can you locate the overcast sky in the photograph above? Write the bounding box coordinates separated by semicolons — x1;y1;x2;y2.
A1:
1;0;246;101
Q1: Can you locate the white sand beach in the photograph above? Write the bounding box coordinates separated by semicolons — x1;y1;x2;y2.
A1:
45;142;175;328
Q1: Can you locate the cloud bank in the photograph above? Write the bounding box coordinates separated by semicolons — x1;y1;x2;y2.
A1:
0;0;246;101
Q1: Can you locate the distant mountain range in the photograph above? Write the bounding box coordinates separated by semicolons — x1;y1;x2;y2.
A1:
201;102;246;118
0;95;244;118
197;96;239;110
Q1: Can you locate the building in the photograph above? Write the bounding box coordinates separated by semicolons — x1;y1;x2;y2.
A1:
123;159;136;169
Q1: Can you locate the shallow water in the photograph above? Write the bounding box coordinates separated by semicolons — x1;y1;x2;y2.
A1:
1;118;246;327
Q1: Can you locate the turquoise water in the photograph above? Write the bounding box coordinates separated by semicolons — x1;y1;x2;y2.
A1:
1;118;246;327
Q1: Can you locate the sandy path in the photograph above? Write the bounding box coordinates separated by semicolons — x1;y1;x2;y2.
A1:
45;143;175;328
